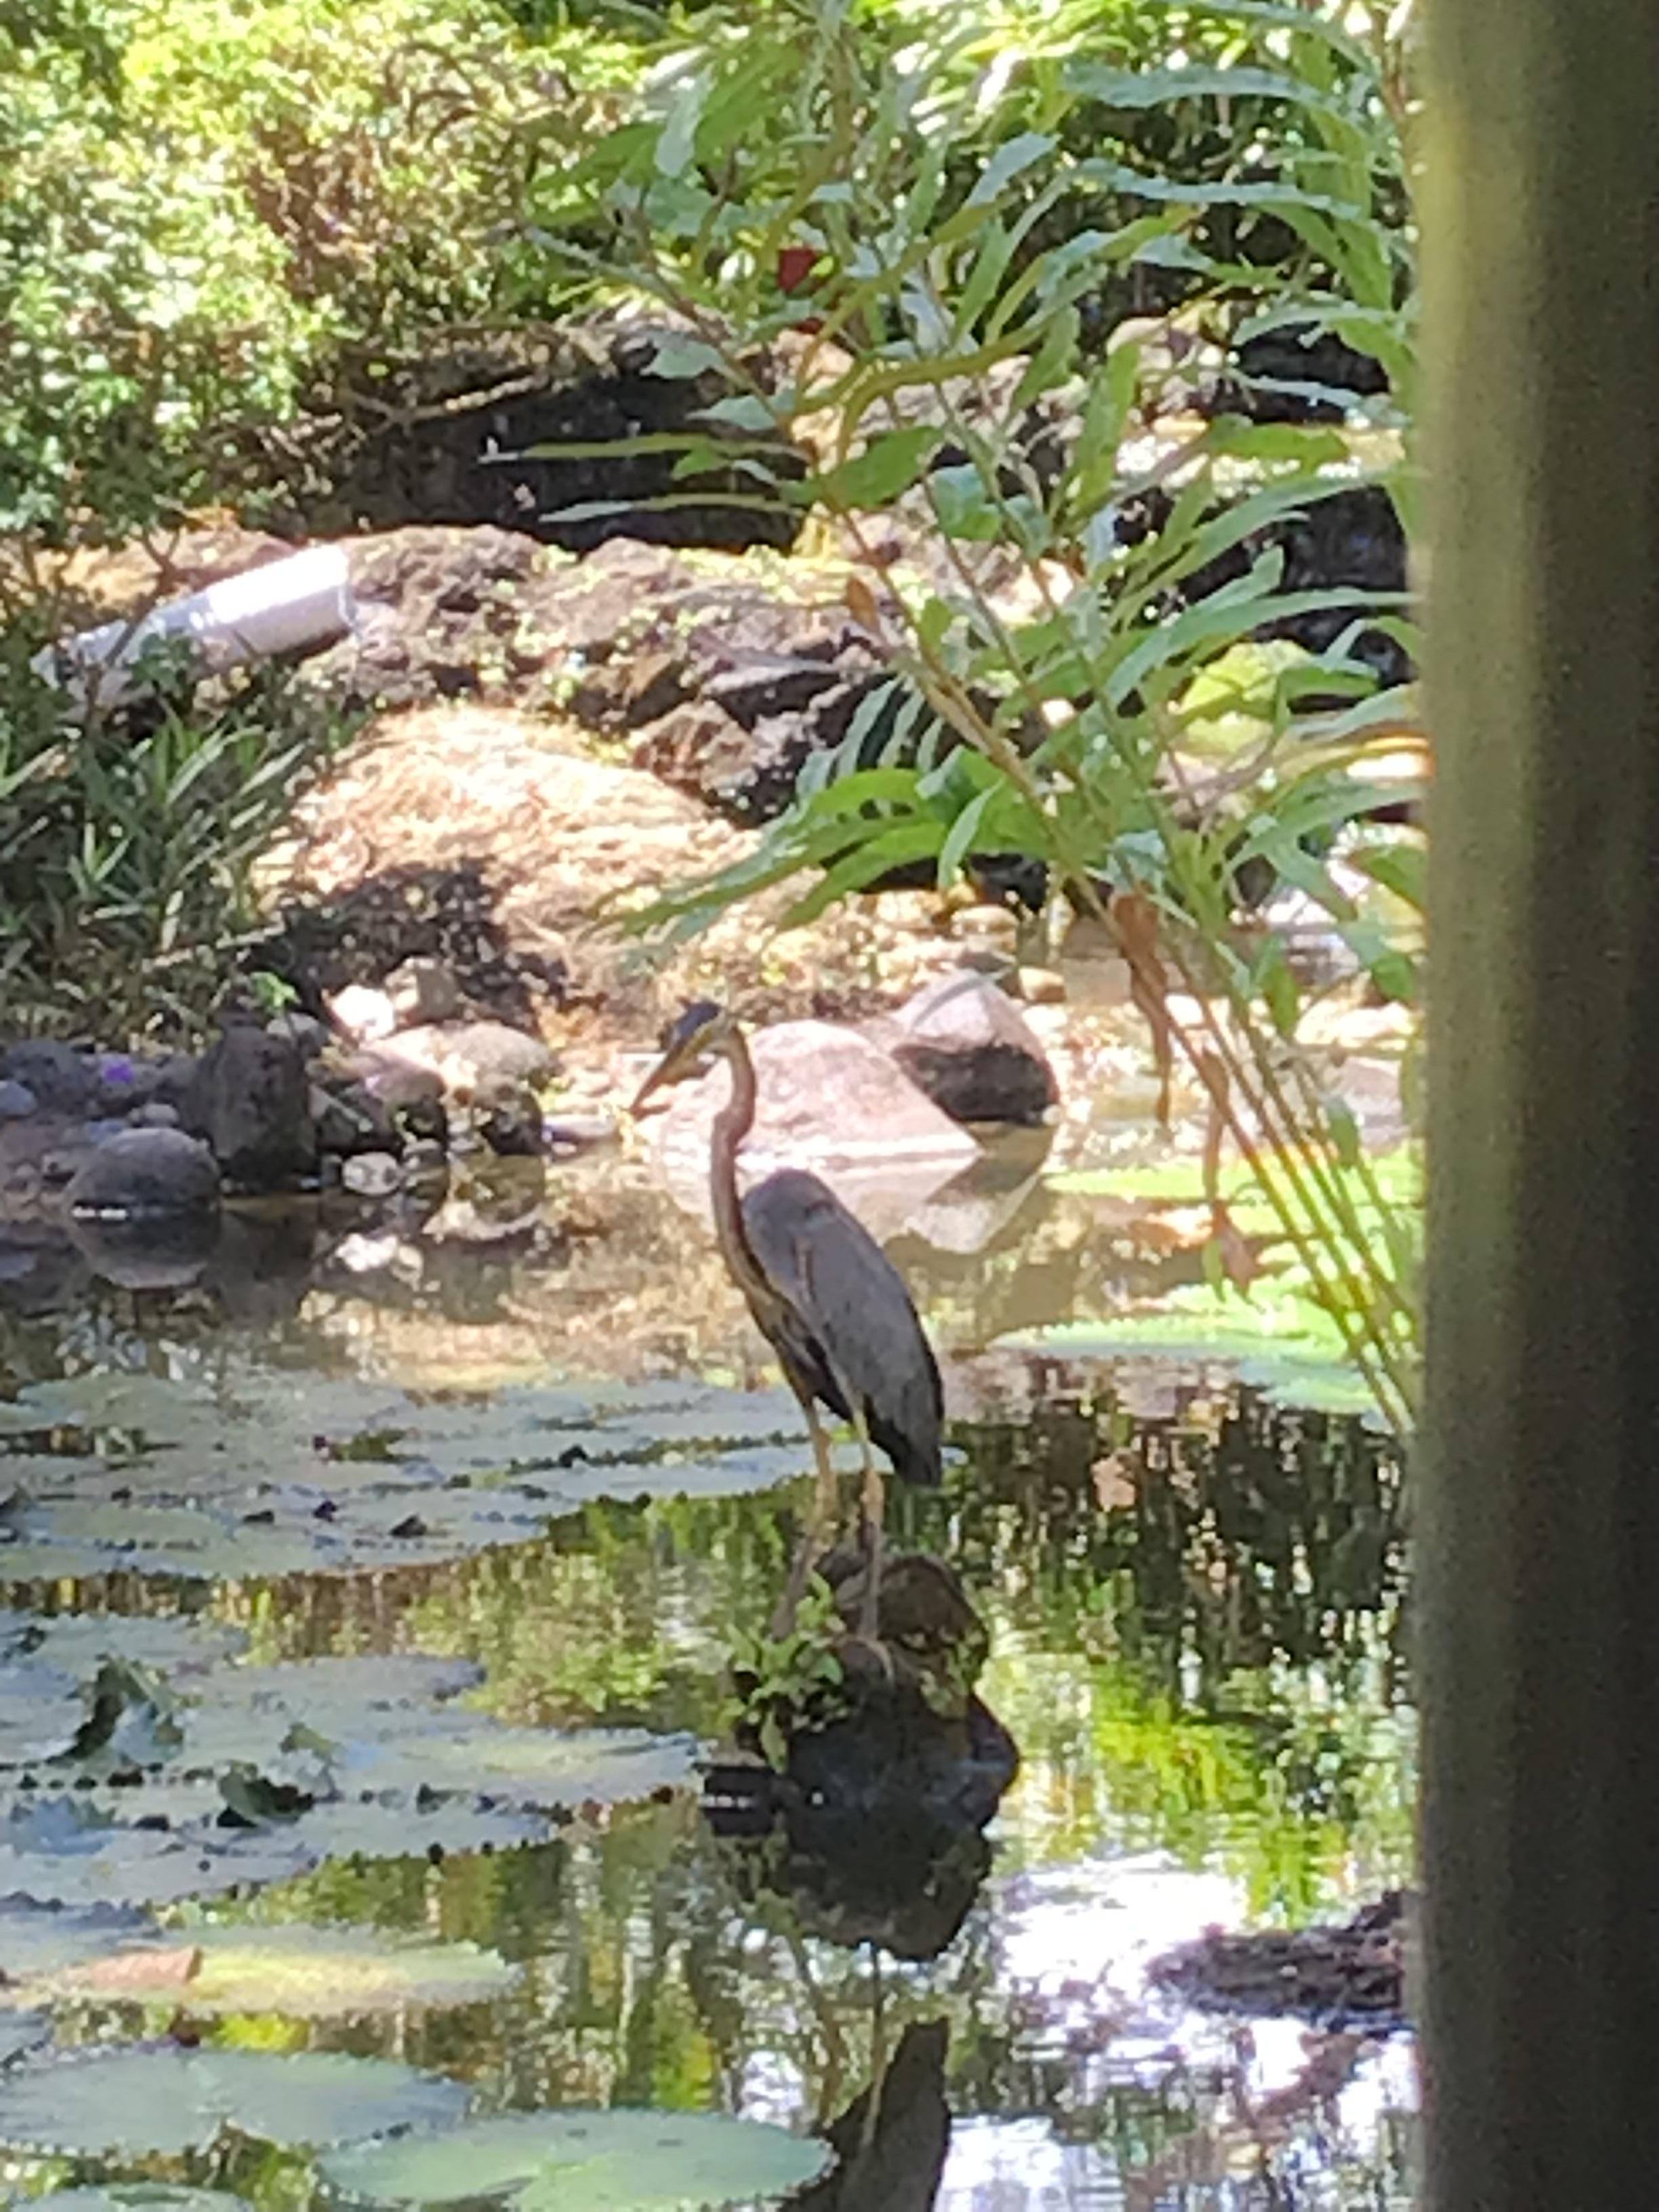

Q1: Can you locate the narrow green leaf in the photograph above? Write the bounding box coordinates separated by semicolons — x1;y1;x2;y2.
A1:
935;786;998;888
812;427;939;509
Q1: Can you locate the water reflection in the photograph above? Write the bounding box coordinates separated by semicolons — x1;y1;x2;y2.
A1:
0;1149;1416;2209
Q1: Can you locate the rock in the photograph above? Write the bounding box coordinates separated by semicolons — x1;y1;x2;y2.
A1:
1;1041;96;1113
341;1151;404;1199
321;313;806;556
476;1087;544;1157
348;1057;445;1108
253;844;569;1021
401;1138;451;1191
328;983;400;1045
951;903;1020;956
69;1212;220;1291
1015;965;1067;1005
312;1082;402;1159
65;1128;220;1220
649;1021;979;1238
149;1054;203;1109
265;1010;331;1059
89;1052;154;1114
131;1101;182;1130
343;1057;449;1145
385;957;461;1027
542;1110;619;1153
954;946;1017;983
0;1082;37;1121
182;1027;316;1189
380;1019;556;1100
887;975;1059;1128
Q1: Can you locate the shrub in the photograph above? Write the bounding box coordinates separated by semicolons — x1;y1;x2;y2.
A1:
0;0;556;547
0;644;354;1042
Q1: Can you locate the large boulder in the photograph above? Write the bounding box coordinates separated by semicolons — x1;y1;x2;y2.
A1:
65;1128;220;1221
0;1041;97;1115
649;1020;979;1241
374;1019;556;1103
883;975;1059;1128
314;314;806;555
182;1026;316;1189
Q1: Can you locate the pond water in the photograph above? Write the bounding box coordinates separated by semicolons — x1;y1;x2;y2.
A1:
0;1144;1416;2211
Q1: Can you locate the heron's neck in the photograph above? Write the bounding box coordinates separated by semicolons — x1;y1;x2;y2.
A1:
710;1031;769;1305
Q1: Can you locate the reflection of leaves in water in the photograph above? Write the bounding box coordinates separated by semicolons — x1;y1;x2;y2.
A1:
319;2108;832;2212
0;1372;822;1584
0;2045;470;2156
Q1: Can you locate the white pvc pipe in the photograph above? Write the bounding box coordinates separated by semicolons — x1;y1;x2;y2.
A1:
34;544;354;714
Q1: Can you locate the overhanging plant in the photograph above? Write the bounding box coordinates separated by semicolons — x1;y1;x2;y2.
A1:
530;0;1425;1431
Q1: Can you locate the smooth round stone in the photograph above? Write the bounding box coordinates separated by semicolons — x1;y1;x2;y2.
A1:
0;1081;38;1120
65;1128;220;1219
342;1151;404;1199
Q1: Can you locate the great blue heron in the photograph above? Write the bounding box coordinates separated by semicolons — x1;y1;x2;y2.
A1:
630;1001;942;1637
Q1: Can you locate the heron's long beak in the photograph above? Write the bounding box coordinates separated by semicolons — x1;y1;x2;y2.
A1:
629;1061;672;1115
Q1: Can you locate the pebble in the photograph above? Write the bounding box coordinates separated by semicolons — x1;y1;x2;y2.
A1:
542;1111;619;1153
952;902;1021;953
0;1082;37;1120
956;947;1017;981
131;1101;181;1129
1016;966;1067;1005
342;1151;405;1199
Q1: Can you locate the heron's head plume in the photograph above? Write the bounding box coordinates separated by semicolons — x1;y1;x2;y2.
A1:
630;999;738;1112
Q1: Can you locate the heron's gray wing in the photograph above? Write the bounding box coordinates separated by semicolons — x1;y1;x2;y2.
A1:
742;1168;942;1484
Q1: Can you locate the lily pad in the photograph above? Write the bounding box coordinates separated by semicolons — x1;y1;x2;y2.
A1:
0;1611;243;1677
0;1898;151;1975
0;2044;470;2157
0;1656;83;1764
30;2192;253;2212
337;1722;697;1809
0;1795;314;1909
0;1366;820;1587
0;1362;827;1610
319;2108;833;2212
993;1313;1387;1420
0;2009;49;2066
0;1645;693;1912
31;1923;519;2018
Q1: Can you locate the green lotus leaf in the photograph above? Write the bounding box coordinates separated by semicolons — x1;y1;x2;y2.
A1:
0;2045;469;2157
319;2108;833;2212
28;2188;253;2212
29;1922;518;2018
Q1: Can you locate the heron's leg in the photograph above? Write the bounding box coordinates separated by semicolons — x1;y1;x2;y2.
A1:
854;1416;886;1641
769;1403;840;1639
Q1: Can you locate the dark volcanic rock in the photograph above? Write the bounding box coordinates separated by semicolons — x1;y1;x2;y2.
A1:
66;1128;220;1221
321;317;806;555
184;1026;316;1189
0;1042;96;1115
